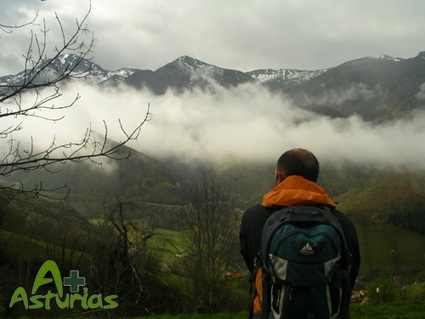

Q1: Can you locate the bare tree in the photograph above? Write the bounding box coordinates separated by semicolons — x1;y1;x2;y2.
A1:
89;197;157;315
0;2;150;196
179;169;239;312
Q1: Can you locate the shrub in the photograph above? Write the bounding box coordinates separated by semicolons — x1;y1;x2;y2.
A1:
404;282;425;301
367;277;400;303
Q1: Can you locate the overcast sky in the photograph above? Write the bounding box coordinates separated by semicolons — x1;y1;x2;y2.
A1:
1;0;425;75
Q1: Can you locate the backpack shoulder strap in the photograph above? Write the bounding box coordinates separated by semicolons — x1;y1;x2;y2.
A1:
248;252;263;319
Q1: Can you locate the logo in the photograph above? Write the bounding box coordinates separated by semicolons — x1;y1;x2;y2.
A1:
299;242;316;256
9;260;118;310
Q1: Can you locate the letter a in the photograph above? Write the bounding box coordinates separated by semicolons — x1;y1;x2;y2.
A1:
9;287;29;309
32;260;64;297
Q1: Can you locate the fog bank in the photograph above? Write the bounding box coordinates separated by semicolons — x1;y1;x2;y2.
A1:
5;81;425;171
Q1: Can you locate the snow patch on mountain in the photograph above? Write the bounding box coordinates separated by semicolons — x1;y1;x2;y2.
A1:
108;68;137;78
59;54;72;65
348;54;404;67
247;68;327;84
378;54;402;62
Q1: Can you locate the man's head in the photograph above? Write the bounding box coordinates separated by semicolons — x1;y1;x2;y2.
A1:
274;148;319;186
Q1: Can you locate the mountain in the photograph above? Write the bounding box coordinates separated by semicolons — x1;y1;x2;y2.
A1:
0;53;138;91
284;52;425;121
124;55;255;94
1;52;425;121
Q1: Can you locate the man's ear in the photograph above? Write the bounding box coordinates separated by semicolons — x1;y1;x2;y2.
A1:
277;171;286;183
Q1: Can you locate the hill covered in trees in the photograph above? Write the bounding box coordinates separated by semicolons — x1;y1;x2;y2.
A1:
335;171;425;275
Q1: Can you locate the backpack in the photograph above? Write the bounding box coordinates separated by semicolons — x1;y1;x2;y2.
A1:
259;206;352;319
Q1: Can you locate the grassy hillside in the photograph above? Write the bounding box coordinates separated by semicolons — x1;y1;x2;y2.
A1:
2;148;193;220
0;191;92;247
335;171;425;275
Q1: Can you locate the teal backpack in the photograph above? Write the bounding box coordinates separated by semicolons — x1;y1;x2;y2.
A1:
260;206;352;319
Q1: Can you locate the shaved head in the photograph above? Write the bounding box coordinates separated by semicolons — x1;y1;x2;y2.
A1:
276;148;319;182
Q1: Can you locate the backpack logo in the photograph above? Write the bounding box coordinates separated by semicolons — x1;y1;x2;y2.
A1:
299;242;316;256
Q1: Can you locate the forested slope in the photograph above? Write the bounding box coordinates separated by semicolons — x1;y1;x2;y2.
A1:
335;171;425;274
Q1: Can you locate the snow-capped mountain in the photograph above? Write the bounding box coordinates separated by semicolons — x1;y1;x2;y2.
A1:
0;53;137;89
1;52;425;122
122;55;255;94
159;55;221;78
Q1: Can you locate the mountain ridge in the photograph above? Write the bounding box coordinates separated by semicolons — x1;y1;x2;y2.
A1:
1;51;425;121
2;52;423;85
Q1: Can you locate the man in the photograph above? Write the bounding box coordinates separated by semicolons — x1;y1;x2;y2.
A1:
239;148;360;318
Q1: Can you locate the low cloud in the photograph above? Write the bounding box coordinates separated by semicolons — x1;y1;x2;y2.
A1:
4;81;425;172
295;83;385;109
416;83;425;101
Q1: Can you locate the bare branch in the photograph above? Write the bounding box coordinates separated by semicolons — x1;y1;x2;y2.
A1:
0;2;94;105
0;11;39;34
0;1;150;197
0;103;150;176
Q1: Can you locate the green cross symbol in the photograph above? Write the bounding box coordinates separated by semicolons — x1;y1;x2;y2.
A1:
63;270;86;293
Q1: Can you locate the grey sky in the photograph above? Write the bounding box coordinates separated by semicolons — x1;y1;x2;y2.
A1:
1;0;424;75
